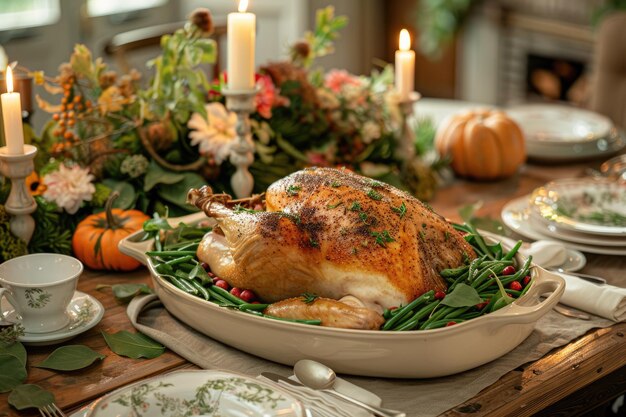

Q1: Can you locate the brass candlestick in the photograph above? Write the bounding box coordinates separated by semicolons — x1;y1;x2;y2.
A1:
396;91;422;163
0;144;37;244
222;88;257;198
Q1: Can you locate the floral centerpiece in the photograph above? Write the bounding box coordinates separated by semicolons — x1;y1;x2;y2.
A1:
0;7;439;263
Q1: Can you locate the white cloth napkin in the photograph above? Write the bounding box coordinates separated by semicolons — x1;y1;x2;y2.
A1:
558;273;626;322
257;375;381;417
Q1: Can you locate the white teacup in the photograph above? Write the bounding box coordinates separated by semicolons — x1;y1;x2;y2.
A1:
0;254;83;333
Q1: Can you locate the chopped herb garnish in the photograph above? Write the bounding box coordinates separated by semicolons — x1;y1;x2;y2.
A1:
419;230;426;241
444;231;451;241
350;201;362;212
339;227;349;236
371;230;395;247
277;211;301;225
423;202;435;212
330;181;341;188
370;180;383;188
233;204;262;214
327;201;343;209
309;238;320;248
302;293;319;304
367;189;383;201
392;201;407;219
351;247;358;255
287;185;301;196
359;212;369;223
422;223;427;228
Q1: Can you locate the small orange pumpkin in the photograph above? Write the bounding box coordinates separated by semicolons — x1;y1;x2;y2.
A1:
72;193;150;271
435;109;526;180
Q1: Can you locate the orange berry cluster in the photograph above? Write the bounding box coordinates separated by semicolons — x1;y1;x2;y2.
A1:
50;78;93;154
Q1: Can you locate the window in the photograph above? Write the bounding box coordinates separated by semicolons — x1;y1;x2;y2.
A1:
86;0;169;17
0;0;60;31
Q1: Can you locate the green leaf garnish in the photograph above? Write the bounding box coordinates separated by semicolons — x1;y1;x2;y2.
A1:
0;341;26;367
34;345;105;371
330;181;341;188
392;201;407;218
371;230;395;247
350;201;362;212
441;283;482;308
327;201;343;209
366;189;383;201
233;204;262;214
302;293;319;304
102;330;165;359
0;354;27;393
287;185;301;196
8;384;55;410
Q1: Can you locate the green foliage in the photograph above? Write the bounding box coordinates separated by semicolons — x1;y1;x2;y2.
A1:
0;205;28;262
413;117;437;156
28;196;75;255
293;6;348;68
8;384;55;410
96;283;153;303
102;330;165;359
92;183;113;207
0;354;27;393
417;0;475;58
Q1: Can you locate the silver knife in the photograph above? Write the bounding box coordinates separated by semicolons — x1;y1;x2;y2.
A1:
261;372;304;387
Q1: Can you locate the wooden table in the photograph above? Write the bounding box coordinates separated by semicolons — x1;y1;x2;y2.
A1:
1;160;625;417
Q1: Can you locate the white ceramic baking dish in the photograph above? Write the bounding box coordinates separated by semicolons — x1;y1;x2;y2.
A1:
119;212;565;378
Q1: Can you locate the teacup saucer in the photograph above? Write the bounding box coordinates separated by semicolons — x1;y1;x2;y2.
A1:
1;291;104;346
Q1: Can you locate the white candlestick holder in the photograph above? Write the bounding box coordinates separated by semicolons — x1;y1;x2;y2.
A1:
396;91;422;163
0;144;37;244
222;88;258;198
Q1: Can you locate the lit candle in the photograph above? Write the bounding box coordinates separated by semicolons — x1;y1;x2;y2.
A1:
1;66;24;155
395;29;415;100
227;0;256;90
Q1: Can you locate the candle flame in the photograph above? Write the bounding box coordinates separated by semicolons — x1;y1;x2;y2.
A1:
238;0;248;12
399;29;411;51
5;66;13;93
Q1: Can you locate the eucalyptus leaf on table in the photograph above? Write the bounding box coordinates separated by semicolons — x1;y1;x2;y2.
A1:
102;330;165;359
34;345;106;371
0;341;26;367
96;283;153;303
8;384;55;410
0;354;27;393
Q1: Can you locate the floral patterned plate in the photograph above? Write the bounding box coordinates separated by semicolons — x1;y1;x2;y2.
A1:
0;291;104;346
85;370;306;417
530;178;626;236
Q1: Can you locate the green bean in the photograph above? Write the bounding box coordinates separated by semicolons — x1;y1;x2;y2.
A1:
423;318;466;330
440;265;469;278
239;303;269;311
164;255;193;266
189;280;211;300
146;250;197;257
442;306;472;320
206;287;231;304
382;290;434;330
263;315;322;325
167;275;198;294
468;256;486;283
520;276;534;297
459;311;482;320
390;301;440;331
503;240;523;261
210;285;245;305
164;240;199;250
419;305;456;330
155;263;174;275
448;271;470;292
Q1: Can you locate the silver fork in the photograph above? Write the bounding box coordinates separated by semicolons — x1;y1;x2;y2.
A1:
38;403;67;417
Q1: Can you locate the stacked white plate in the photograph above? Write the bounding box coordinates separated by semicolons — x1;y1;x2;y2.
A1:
506;104;625;162
501;178;626;255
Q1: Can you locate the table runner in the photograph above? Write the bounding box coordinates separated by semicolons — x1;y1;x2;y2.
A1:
128;295;614;417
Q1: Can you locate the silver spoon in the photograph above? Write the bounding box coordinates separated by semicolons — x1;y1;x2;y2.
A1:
293;359;406;417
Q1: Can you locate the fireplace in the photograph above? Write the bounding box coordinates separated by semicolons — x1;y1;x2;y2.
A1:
459;0;605;106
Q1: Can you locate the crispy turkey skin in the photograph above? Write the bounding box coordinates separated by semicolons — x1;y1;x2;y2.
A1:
188;168;475;319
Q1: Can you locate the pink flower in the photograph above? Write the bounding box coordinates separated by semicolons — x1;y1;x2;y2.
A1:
324;69;361;93
42;164;95;214
255;74;276;119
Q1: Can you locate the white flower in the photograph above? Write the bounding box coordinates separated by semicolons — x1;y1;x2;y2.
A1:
187;102;237;164
361;121;381;144
43;164;95;214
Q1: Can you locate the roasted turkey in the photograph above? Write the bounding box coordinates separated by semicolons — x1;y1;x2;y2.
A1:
188;167;475;329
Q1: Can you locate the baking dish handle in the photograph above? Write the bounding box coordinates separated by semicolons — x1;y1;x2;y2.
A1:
118;212;211;266
489;267;566;325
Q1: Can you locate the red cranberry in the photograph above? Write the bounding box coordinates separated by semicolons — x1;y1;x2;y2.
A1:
240;289;256;302
200;262;210;271
230;287;242;298
434;290;446;300
475;301;489;310
445;321;457;327
509;281;523;291
251;301;261;304
389;306;398;311
214;280;229;290
502;266;516;275
522;275;531;286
